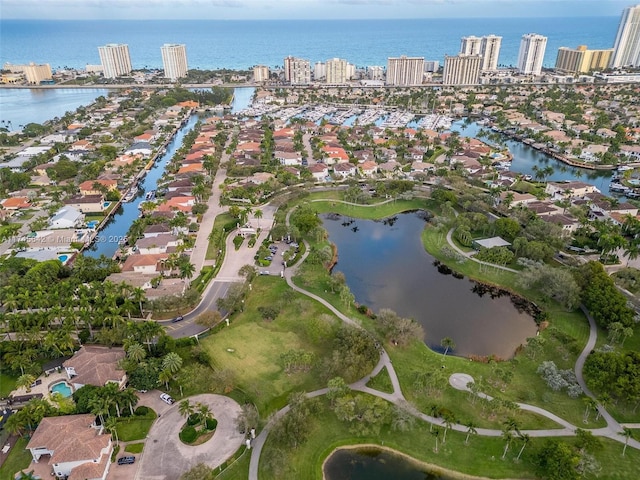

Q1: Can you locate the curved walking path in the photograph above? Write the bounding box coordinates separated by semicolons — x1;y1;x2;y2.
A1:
247;200;640;480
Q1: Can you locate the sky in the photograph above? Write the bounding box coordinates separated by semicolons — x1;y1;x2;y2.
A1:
0;0;632;20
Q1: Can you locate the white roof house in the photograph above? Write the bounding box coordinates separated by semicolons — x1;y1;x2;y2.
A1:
49;207;84;229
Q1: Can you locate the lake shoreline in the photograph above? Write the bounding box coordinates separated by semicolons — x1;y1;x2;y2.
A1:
322;444;519;480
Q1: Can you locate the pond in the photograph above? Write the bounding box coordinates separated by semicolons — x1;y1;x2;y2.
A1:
323;446;453;480
321;211;537;358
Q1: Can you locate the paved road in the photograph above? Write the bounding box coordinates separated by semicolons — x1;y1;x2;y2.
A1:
136;394;244;480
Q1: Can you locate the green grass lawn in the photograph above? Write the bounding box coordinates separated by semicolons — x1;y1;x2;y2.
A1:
258;396;640;480
115;410;157;442
366;367;394;394
124;442;145;454
0;437;31;480
0;373;17;398
206;213;235;260
215;453;250;480
201;276;341;415
309;198;429;220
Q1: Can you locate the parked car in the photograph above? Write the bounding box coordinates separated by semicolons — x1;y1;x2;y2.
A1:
171;315;184;323
117;456;135;465
265;256;273;261
160;393;175;405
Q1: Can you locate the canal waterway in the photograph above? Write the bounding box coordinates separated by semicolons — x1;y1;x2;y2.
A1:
0;88;109;128
323;447;451;480
321;211;537;358
85;114;200;258
450;119;615;196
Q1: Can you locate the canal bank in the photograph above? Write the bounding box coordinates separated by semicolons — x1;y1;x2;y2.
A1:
450;119;616;196
85;113;200;259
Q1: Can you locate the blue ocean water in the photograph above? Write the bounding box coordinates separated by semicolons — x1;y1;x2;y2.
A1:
0;17;619;71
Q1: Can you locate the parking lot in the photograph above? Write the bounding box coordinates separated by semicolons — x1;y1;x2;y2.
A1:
257;241;299;277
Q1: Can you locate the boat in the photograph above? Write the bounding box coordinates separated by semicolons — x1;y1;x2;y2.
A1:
122;186;138;202
145;190;156;201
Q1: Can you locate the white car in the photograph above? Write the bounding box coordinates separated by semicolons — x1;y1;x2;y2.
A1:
160;393;174;405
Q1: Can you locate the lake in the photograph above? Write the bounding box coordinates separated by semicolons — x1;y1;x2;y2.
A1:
323;447;451;480
321;211;537;358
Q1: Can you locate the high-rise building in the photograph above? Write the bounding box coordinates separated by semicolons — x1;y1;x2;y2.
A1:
386;56;424;86
326;58;350;84
555;45;613;74
460;36;482;56
161;44;188;81
98;44;132;79
517;33;548;75
314;62;326;80
442;55;482;85
424;61;440;73
3;62;53;84
283;56;311;85
480;35;502;71
253;65;270;82
610;4;640;68
367;66;385;81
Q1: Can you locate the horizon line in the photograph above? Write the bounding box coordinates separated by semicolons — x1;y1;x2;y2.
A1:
1;15;619;21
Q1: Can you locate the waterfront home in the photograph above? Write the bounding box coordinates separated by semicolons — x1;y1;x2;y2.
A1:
125;141;153;157
167;179;194;191
64;346;126;389
579;144;609;162
49;207;84;229
545;181;600;199
156;196;196;214
143;223;172;238
26;414;112;480
78;179;118;196
620;145;640;161
135;234;181;254
177;163;204;175
121;253;169;274
64;194;106;213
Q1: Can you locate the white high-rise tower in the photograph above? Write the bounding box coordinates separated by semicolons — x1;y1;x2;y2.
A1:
98;44;132;79
460;36;482;56
480;35;502;71
161;44;188;81
610;4;640;68
517;33;547;75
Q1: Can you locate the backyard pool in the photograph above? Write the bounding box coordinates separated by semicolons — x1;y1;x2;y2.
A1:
58;254;69;263
50;381;73;398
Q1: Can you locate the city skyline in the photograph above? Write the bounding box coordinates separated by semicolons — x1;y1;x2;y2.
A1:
0;0;632;20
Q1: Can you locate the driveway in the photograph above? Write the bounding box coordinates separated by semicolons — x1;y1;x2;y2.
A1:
135;394;244;480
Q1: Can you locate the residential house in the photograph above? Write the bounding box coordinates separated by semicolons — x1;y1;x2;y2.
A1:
63;346;126;389
333;162;356;178
579;144;608;162
64;194;106;213
275;151;303;166
78;180;118;196
0;196;30;210
49;207;84;229
541;214;579;233
499;191;538;207
69;140;95;152
125;142;153;157
143;223;172;238
121;253;169;274
309;163;329;182
26;414;112;480
545;181;599;199
135;234;181;254
359;161;378;177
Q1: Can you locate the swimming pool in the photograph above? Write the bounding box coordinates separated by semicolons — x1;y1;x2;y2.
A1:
51;381;73;398
58;255;69;262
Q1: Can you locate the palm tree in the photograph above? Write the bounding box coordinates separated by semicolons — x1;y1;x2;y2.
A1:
441;337;455;356
196;402;213;428
127;343;146;363
501;417;520;460
179;399;195;419
89;395;110;426
441;411;456;444
464;421;478;445
427;403;441;432
621;427;632;456
104;416;119;445
4;411;26;437
16;374;36;393
583;397;598;423
131;287;146;316
162;352;183;374
431;426;441;453
516;432;530;460
158;369;173;390
254;209;263;229
178;259;195;280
